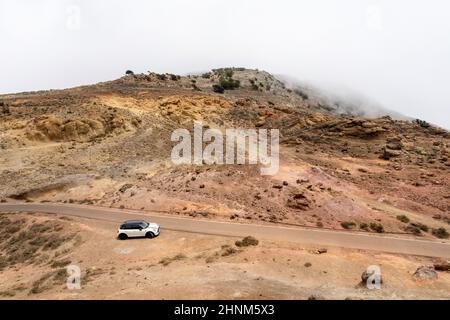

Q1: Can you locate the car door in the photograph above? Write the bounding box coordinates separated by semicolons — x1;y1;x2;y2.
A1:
136;223;147;237
127;224;140;237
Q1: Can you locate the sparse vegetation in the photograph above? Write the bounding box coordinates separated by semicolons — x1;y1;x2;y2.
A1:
412;222;429;232
341;221;356;229
221;245;238;257
0;290;15;297
219;76;240;90
414;119;431;128
369;222;384;233
169;74;180;81
159;253;187;266
432;227;449;239
249;79;259;90
29;272;53;295
235;236;259;247
359;223;369;231
156;73;167;81
294;89;308;100
212;84;225;94
0;215;77;271
125;70;134;75
0;101;10;115
405;224;422;235
304;262;312;268
396;215;410;223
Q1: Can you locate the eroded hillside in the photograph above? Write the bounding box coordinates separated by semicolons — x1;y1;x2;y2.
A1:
0;68;449;238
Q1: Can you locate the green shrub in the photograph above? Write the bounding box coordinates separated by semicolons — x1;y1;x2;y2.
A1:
396;215;410;223
414;119;430;128
294;89;308;100
219;77;240;90
156;73;167;81
359;223;369;231
125;70;134;75
235;236;259;247
432;227;449;239
370;222;384;233
201;73;211;79
341;221;356;229
212;84;224;93
412;222;429;232
405;224;421;235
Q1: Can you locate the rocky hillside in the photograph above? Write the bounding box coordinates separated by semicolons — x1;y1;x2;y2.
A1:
0;68;449;238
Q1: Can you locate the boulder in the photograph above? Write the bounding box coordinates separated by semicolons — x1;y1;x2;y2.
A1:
413;266;437;281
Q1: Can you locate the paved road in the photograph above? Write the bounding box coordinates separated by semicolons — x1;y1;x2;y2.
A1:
1;203;449;258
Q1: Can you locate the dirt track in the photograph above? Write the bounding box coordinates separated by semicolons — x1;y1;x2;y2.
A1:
1;203;449;258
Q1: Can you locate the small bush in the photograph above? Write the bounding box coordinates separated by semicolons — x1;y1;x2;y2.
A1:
370;222;384;233
221;246;238;257
294;89;308;100
405;224;421;235
169;74;180;81
156;73;167;81
212;84;225;94
304;262;312;268
359;223;369;231
201;73;211;79
396;215;410;223
125;70;134;75
443;217;450;225
235;236;259;247
223;68;234;78
219;77;240;90
159;253;186;266
341;221;356;229
432;227;449;239
412;222;429;232
414;119;430;128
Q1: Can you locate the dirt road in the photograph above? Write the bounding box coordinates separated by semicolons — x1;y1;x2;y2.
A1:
1;203;449;258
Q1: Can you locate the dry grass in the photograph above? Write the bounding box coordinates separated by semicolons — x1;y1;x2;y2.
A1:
0;214;78;271
235;236;259;247
159;254;187;266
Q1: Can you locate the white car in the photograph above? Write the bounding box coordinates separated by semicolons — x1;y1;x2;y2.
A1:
117;220;160;240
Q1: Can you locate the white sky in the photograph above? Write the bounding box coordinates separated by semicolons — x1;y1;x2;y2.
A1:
1;0;449;128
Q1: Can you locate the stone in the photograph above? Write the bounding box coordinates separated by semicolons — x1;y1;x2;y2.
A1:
413;266;437;280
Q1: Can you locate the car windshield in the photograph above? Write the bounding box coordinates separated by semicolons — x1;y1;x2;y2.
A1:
139;222;149;228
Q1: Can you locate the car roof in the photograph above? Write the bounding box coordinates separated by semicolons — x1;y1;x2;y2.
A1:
122;220;147;224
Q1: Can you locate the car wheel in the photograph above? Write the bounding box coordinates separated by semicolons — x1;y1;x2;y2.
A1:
118;233;128;240
145;232;155;239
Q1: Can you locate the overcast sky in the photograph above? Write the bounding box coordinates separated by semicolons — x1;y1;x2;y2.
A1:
1;0;449;128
